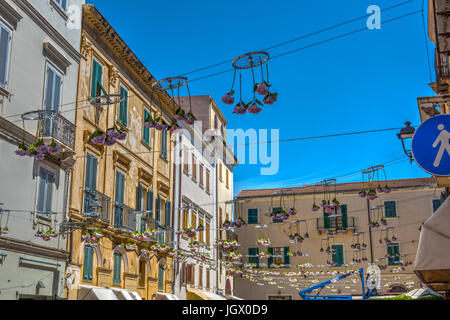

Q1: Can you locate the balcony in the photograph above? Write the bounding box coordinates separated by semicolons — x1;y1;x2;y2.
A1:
417;95;450;123
113;203;137;232
42;113;76;152
157;226;174;247
83;188;111;223
316;216;356;232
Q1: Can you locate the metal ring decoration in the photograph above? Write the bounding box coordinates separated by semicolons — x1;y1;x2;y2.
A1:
21;109;58;121
89;94;125;106
152;76;188;91
232;51;270;70
362;165;385;174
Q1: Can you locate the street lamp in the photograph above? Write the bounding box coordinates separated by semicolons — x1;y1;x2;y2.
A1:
397;121;416;163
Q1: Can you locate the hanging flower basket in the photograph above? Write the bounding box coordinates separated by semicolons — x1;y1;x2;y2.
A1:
0;227;8;235
233;102;247;115
144;229;156;237
312;203;320;212
222;220;232;229
367;189;377;200
93;230;104;238
90;126;126;146
222;91;235;105
140;249;151;256
196;224;204;232
288;208;297;216
247;103;262;114
380;218;387;226
256;238;270;247
233;217;246;228
168;120;182;134
124;243;138;251
358;190;367;198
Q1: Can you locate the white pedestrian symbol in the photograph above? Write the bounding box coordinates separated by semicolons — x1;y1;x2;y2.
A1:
432;124;450;167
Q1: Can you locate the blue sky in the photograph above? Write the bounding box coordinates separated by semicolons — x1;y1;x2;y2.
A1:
88;0;434;195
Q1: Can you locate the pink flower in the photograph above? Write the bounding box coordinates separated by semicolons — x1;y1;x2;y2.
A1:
222;94;235;105
233;105;247;114
248;104;262;114
256;83;268;96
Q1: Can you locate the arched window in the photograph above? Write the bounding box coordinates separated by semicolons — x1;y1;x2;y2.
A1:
139;258;147;288
112;245;128;287
82;246;94;282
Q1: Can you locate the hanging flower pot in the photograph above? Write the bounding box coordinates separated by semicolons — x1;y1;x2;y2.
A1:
247;103;262;114
320;200;327;208
367;189;377;200
358;190;367;198
233;103;247;115
144;229;156;237
184;111;196;125
125;243;137;251
380;218;387;226
255;83;269;96
197;224;204;232
169;120;182;134
312;203;320;212
263;93;277;105
174;107;187;121
93;230;103;238
0;227;8;235
383;185;391;193
222;91;235;105
288;208;297;216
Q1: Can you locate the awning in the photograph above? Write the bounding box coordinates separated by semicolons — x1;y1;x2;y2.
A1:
78;285;118;300
155;292;179;300
186;288;226;300
415;196;450;291
225;295;244;300
110;288;142;300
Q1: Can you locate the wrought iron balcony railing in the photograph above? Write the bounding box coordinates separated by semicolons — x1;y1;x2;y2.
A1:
113;203;137;232
157;226;174;247
226;230;238;242
83;188;110;223
316;216;356;231
42;112;76;151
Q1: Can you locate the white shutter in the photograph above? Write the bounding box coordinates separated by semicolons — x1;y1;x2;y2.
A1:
0;25;10;87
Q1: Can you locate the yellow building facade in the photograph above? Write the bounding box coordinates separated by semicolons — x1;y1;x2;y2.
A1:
66;5;176;300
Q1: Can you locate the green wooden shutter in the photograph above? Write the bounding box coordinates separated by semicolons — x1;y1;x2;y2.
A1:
82;247;93;281
143;109;150;144
158;265;164;291
268;247;274;268
119;86;128;126
284;246;290;266
91;59;102;99
157;195;161;222
161;128;167;159
147;189;153;218
341;205;348;229
248;248;260;267
113;253;122;285
433;199;441;212
323;208;330;229
165;201;171;228
385;201;397;218
332;245;344;266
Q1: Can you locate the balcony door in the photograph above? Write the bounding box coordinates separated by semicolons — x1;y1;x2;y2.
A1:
43;65;62;136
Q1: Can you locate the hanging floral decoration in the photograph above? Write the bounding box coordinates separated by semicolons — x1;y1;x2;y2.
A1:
359;165;391;200
222;52;277;115
144;228;156;238
15;111;64;159
0;209;10;236
131;231;147;241
123;242;138;251
89;125;127;146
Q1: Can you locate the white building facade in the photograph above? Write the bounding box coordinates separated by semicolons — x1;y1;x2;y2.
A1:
0;0;83;300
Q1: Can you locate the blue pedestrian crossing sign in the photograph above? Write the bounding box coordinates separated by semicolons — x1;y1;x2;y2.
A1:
412;114;450;176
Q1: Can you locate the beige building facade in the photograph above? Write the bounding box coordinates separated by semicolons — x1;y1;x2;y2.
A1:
234;178;444;300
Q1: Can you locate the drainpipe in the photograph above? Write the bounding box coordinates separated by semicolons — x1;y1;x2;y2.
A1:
215;161;219;295
172;135;181;296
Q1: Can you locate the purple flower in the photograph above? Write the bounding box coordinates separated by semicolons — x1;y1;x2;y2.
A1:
222;94;235;105
92;134;106;145
288;208;297;216
15;150;28;156
263;96;275;105
358;191;367;198
48;145;61;154
107;129;120;138
104;137;117;146
35;145;49;154
35;153;45;160
233;105;247;115
255;83;269;96
248;104;262;114
144;122;155;128
117;132;127;141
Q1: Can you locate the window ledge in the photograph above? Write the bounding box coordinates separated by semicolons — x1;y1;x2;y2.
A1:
141;140;152;151
0;86;11;99
50;0;68;21
116;120;129;132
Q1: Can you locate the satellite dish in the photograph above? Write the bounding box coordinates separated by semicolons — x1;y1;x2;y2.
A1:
366;264;381;291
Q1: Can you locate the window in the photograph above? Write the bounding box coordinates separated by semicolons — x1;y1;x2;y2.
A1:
143;108;151;145
82;246;94;282
206;270;210;289
53;0;67;11
182;208;188;229
183;150;189;174
192;211;197;240
158;265;164;291
43;65;63;134
433;199;442;212
136;183;150;234
214;115;218;129
199;165;204;188
323;205;348;229
84;153;98;215
384;201;397;218
206;170;210;193
199;266;203;288
248;209;258;224
119;85;128;126
37;168;55;216
268;247;289;267
272;207;283;223
113;171;125;228
0;23;11;88
219;163;223;181
387;243;400;266
248;247;259;267
161;125;168;160
332;245;344;266
90;58;103;99
113;253;122;285
226;169;229;188
192;155;197;181
139;260;146;288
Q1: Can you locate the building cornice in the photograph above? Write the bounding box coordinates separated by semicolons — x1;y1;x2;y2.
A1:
0;237;69;261
12;0;82;63
0;0;22;28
